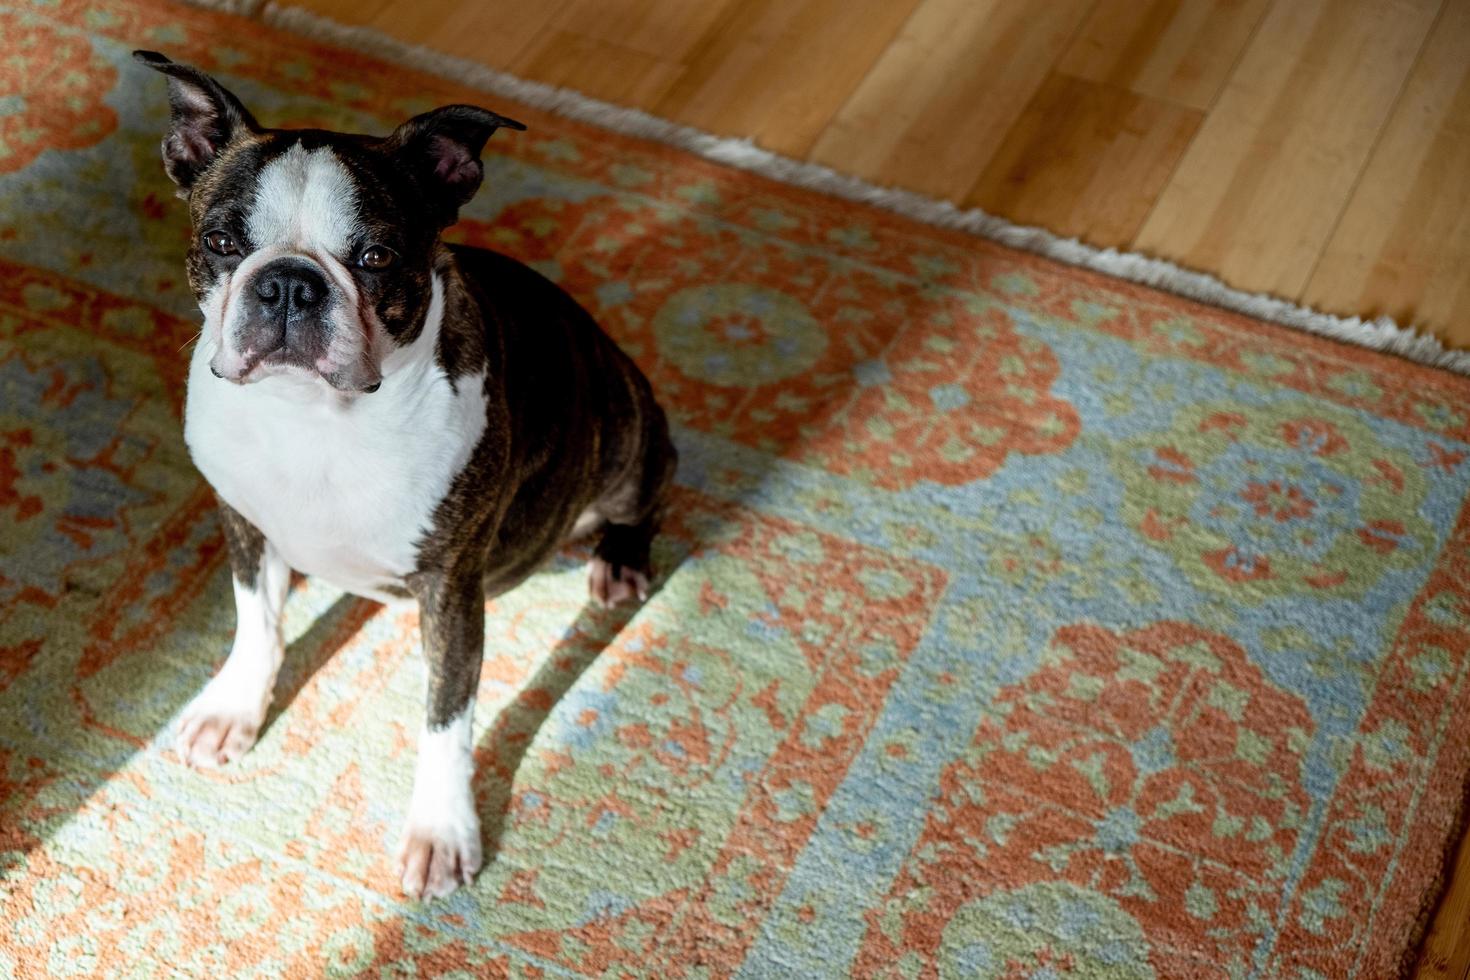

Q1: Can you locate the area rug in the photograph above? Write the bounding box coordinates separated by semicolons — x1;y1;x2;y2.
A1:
4;1;1470;977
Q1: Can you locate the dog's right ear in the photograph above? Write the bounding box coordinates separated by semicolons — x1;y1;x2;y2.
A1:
133;50;259;192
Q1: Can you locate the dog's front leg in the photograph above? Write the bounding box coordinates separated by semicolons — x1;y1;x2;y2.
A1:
398;560;486;899
177;501;290;767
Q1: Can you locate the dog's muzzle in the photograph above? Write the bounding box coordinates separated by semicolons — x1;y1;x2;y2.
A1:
243;257;330;361
210;256;382;393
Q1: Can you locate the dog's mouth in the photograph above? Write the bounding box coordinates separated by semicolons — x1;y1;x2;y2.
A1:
210;346;382;394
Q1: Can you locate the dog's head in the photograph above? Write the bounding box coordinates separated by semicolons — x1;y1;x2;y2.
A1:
135;51;524;394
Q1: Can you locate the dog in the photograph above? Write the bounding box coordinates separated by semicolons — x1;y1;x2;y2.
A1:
135;51;676;900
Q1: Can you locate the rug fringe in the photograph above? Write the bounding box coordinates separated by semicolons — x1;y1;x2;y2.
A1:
190;0;1470;377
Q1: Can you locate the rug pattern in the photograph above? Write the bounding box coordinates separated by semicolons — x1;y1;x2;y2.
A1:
4;1;1470;977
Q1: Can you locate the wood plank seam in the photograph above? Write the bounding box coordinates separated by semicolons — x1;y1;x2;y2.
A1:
1294;0;1450;309
1127;0;1278;253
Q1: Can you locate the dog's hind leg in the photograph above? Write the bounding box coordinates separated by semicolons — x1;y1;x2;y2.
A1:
588;419;677;608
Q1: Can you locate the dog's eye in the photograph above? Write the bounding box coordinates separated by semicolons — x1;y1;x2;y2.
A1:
360;245;396;271
203;230;239;256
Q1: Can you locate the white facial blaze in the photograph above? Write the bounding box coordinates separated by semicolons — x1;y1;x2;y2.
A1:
246;143;361;255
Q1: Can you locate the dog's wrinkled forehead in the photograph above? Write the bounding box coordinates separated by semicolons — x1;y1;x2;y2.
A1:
245;143;361;255
189;134;415;261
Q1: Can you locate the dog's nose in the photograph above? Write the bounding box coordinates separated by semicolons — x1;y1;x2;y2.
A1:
254;259;328;317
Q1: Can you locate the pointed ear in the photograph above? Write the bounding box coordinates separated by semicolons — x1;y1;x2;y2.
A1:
133;50;259;191
383;104;526;226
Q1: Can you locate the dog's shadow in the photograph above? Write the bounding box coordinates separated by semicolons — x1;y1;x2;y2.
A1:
468;543;688;863
245;537;689;868
259;586;380;734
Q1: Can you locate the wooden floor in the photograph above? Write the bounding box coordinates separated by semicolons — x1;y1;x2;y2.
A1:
282;0;1470;347
269;0;1470;973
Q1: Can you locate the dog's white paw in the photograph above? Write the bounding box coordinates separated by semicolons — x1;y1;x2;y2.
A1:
588;557;650;608
396;815;482;900
175;679;268;768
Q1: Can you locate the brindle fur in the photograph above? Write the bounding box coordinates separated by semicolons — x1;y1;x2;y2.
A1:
138;51;678;736
217;498;266;590
412;244;676;728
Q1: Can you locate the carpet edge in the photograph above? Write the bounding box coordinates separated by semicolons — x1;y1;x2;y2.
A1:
182;0;1470;379
1400;712;1470;979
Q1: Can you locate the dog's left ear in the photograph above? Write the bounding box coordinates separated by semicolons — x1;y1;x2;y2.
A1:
133;50;260;193
384;105;526;227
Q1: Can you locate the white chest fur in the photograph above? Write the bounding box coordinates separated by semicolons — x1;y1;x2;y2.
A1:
183;279;486;602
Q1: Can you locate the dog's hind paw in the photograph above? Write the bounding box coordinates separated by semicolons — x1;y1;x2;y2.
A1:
588;557;650;608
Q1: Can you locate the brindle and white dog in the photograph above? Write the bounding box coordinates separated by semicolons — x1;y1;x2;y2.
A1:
136;52;676;900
